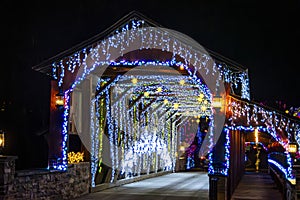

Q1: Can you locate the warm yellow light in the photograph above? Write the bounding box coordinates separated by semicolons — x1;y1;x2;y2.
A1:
288;178;296;185
201;106;207;111
255;128;259;143
179;64;185;70
179;79;185;85
68;152;84;164
101;81;107;87
131;78;138;85
212;97;223;108
174;103;179;110
285;110;289;114
288;143;298;153
55;95;64;106
197;97;202;102
196;119;200;123
164;99;168;104
212;101;222;108
157;87;162;92
204;100;208;104
0;131;4;148
144;91;150;97
0;138;3;148
199;93;204;98
179;146;185;151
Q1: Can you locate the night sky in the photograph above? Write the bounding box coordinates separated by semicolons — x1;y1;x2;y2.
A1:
1;0;299;169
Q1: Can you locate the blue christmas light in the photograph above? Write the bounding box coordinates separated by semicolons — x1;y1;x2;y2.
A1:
51;18;254;177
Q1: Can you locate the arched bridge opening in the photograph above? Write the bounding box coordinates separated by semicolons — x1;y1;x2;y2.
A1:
70;48;216;187
32;13;300;199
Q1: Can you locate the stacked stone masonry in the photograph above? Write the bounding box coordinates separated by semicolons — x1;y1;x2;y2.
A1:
0;157;90;200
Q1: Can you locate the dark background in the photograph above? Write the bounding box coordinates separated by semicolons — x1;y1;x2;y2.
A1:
0;0;299;169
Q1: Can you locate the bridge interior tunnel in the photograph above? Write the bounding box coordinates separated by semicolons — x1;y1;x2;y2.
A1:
68;49;216;187
93;66;212;185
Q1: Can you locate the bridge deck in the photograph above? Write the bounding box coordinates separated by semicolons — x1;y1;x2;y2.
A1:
231;171;283;200
76;172;209;200
75;171;283;200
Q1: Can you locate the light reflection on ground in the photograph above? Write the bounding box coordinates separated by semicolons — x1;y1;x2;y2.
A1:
76;172;209;200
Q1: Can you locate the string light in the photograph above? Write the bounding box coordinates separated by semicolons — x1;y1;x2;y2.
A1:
227;96;300;151
68;152;84;163
208;124;299;177
52;19;248;177
85;72;212;185
268;153;295;184
49;18;268;182
131;78;138;85
208;127;230;176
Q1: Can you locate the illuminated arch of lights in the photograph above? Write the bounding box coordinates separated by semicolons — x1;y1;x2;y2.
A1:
49;18;300;187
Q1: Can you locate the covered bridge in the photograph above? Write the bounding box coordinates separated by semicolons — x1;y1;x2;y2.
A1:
32;11;300;199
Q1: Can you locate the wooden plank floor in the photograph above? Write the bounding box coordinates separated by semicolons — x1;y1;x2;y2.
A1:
231;171;283;200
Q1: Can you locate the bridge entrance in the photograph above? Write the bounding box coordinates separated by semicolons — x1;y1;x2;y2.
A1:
32;11;300;200
71;48;217;186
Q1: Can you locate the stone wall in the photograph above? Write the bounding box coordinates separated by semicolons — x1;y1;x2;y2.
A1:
0;156;90;200
0;156;17;198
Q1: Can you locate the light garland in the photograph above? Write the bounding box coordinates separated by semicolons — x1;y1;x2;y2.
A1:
51;19;249;102
51;18;255;181
89;71;210;184
90;98;98;187
68;152;84;164
207;123;299;177
208;127;230;176
268;153;295;184
227;96;300;151
51;91;70;171
245;141;268;151
37;15;300;198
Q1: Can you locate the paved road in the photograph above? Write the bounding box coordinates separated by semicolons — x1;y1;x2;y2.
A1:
75;172;209;200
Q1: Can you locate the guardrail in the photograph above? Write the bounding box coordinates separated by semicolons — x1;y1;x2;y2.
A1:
268;152;297;200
